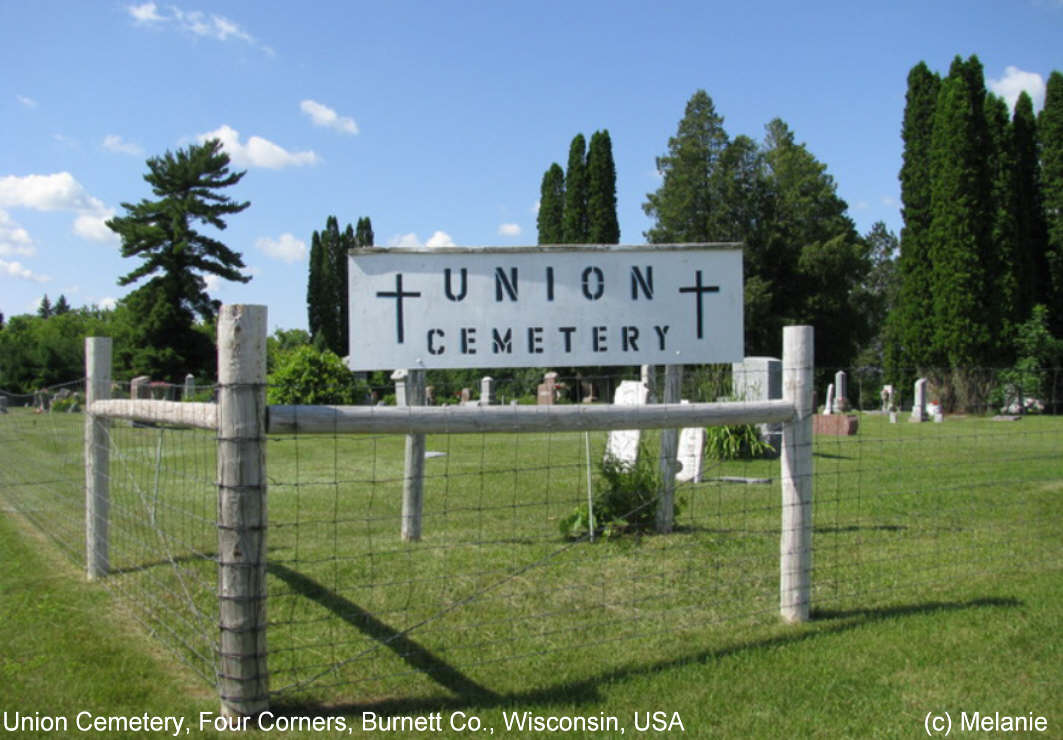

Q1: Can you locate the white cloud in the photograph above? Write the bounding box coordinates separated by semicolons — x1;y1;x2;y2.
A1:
881;196;899;208
102;134;144;156
498;223;521;237
0;172;100;212
0;172;116;244
256;233;306;262
385;231;455;248
988;66;1046;112
203;274;222;293
128;2;164;22
0;259;49;283
127;3;271;54
97;296;118;311
300;100;358;135
16;94;37;109
0;210;35;257
388;232;423;247
426;231;456;248
199;125;318;169
74;211;118;243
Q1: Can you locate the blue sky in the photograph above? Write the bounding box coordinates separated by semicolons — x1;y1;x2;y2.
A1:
2;1;1060;333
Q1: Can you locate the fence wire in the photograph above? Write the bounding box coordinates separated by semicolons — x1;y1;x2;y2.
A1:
1;366;1061;711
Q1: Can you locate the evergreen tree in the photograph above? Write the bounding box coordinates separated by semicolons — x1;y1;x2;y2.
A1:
1040;70;1063;331
53;294;71;315
1012;92;1049;316
984;92;1019;341
537;163;565;244
927;56;994;372
37;295;52;319
888;62;940;382
307;231;325;340
586;130;620;243
643;89;729;243
334;222;354;357
106;138;250;380
355;216;374;247
563;134;588;243
315;216;343;354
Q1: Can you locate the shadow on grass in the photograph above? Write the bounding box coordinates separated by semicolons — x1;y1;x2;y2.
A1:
266;564;1021;719
267;563;500;704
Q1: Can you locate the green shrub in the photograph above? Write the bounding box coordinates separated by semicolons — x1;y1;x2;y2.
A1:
560;441;679;539
704;424;774;460
266;346;368;405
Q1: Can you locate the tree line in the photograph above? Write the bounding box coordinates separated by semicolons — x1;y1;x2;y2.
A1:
886;57;1063;406
2;63;1061;406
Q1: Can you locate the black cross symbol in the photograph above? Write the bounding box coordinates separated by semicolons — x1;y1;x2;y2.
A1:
678;270;720;339
376;273;421;344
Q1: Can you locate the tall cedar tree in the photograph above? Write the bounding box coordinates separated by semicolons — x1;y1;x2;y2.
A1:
643;90;729;243
537;163;565;244
1040;70;1063;332
37;295;52;319
307;231;325;340
1013;92;1049;316
888;62;940;384
984;93;1020;341
927;56;994;371
562;134;588;243
309;216;373;357
586;130;620;243
107;138;249;380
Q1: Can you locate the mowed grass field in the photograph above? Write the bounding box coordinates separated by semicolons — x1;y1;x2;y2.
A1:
0;405;1061;738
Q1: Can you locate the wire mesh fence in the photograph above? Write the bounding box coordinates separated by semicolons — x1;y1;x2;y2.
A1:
1;362;1061;712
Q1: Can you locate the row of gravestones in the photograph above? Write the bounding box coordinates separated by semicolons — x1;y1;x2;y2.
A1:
129;374;198;401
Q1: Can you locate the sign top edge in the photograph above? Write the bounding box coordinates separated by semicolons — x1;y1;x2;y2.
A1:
349;242;744;256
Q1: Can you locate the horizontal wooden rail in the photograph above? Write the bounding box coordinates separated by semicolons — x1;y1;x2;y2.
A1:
89;399;217;430
267;399;795;436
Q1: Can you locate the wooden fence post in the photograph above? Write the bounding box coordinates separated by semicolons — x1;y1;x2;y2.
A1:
216;305;269;716
402;369;427;541
656;364;683;533
85;337;112;580
780;325;814;623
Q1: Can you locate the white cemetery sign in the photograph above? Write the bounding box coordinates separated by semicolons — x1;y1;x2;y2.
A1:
347;244;743;370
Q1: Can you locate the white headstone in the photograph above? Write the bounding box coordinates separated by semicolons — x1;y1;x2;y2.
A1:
824;383;835;415
833;370;848;412
183;373;195;401
910;377;928;422
675;401;704;483
881;384;895;412
391;368;408;406
605;379;650;468
480;376;494;406
131;375;151;400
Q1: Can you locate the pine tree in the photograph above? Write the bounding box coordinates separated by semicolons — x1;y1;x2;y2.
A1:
1012;91;1048;316
53;294;71;315
889;62;940;381
562;134;588;243
586;130;619;243
1039;70;1063;332
537;163;565;244
37;295;52;319
107;138;250;380
643;89;729;243
927;56;994;372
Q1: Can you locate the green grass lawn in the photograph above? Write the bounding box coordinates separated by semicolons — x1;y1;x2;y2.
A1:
1;406;1060;738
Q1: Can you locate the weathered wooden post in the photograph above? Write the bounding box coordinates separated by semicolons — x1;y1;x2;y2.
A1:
85;337;112;580
401;369;427;541
216;305;269;716
656;364;683;533
780;325;814;623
